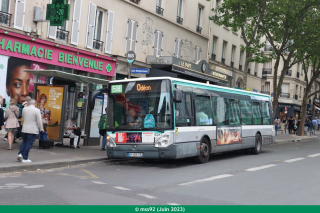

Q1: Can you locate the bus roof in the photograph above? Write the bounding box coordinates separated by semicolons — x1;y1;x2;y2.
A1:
109;77;271;99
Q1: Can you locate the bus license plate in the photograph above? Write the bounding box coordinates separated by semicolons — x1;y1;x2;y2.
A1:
128;153;143;157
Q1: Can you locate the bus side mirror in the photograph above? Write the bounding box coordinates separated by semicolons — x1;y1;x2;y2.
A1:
174;89;182;103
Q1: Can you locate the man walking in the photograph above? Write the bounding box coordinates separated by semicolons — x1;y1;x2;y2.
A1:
312;117;317;135
317;117;320;130
17;99;44;163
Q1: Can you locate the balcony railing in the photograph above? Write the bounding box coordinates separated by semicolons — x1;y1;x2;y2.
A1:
261;91;270;95
262;68;272;75
296;72;300;78
264;45;273;51
221;58;225;64
56;28;69;42
0;11;11;27
196;26;202;34
295;94;298;100
239;65;242;71
93;39;104;51
280;93;290;98
230;62;234;67
211;54;216;61
177;16;183;25
129;0;140;3
156;6;164;16
286;70;292;76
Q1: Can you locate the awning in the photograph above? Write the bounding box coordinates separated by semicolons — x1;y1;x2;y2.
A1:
24;70;110;85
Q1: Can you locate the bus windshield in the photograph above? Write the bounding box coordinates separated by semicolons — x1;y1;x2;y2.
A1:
107;80;173;131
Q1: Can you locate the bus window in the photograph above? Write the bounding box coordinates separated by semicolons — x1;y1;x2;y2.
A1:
212;97;228;125
262;102;271;125
228;99;240;125
252;102;262;125
175;93;193;127
240;100;252;125
195;97;213;126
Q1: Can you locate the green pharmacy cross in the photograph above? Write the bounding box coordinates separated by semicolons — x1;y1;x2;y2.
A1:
46;0;70;26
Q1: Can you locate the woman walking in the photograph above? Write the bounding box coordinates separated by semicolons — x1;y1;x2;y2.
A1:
4;99;19;150
280;118;286;134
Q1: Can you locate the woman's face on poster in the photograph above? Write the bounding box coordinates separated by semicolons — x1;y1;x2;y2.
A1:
6;65;30;104
40;97;47;105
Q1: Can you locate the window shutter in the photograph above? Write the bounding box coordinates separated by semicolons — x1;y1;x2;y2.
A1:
47;25;57;39
174;38;182;58
194;46;201;62
105;11;114;54
157;31;163;56
14;0;26;30
125;19;138;54
71;0;82;45
86;3;97;49
131;21;138;52
153;31;159;56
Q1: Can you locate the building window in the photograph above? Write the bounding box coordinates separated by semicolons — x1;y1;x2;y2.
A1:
56;21;69;43
215;0;220;17
156;0;164;16
129;0;140;4
231;45;235;67
211;36;217;60
177;0;183;24
196;5;203;34
221;41;227;64
1;0;9;13
239;50;243;70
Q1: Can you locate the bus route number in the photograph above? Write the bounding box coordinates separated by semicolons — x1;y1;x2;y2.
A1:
111;85;123;94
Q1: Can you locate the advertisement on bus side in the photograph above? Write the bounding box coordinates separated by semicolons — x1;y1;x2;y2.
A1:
217;126;242;145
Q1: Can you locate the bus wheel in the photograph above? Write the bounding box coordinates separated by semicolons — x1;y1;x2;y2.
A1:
194;138;210;164
251;134;262;155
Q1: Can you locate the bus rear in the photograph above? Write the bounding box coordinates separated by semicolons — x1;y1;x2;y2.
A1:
105;78;177;159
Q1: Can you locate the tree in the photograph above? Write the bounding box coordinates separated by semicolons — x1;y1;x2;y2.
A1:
208;0;269;90
260;0;320;116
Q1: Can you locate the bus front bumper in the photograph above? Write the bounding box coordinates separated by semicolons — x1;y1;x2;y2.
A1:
107;144;178;159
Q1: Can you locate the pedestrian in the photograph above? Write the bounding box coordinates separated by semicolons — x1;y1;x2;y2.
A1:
65;117;81;148
4;98;19;150
296;119;300;135
317;117;320;131
17;99;44;163
98;107;107;151
312;117;317;135
0;103;4;133
280;118;286;134
274;117;280;135
288;117;294;134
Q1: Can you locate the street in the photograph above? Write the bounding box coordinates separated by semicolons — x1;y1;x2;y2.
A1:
0;139;320;205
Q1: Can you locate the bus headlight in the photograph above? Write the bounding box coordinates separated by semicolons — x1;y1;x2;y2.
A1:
107;135;110;140
106;134;116;147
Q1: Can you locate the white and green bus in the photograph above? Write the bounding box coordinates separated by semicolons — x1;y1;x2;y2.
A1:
105;77;275;163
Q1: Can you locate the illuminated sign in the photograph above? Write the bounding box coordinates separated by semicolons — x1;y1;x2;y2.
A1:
137;84;151;91
111;85;123;94
212;71;227;80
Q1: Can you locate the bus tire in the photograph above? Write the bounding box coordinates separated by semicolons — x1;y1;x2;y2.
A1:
251;134;262;155
194;137;210;164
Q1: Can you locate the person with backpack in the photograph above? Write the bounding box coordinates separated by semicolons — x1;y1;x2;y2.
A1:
274;117;280;136
99;107;107;151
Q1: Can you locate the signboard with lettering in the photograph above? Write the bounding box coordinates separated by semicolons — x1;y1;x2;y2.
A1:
46;0;70;26
131;68;149;74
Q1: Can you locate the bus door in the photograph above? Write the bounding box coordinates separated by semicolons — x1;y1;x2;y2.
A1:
227;99;242;151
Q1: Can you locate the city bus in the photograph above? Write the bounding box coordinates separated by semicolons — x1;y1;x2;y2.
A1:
105;77;275;163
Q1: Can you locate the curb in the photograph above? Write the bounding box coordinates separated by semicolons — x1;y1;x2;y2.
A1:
0;157;109;174
274;136;318;144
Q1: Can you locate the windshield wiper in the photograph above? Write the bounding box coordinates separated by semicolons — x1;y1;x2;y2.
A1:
112;122;128;133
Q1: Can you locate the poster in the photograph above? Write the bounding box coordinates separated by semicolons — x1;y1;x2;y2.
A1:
29;62;47;92
90;95;103;137
116;132;142;143
36;85;64;141
217;126;242;145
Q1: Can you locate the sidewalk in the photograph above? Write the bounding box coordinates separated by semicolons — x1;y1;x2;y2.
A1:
275;131;320;143
0;134;107;173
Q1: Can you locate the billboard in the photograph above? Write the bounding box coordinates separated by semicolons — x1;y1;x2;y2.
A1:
36;85;64;141
217;126;242;145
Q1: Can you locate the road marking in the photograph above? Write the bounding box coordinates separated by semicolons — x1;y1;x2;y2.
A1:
308;153;320;158
246;164;276;172
178;174;233;186
283;158;305;163
167;203;181;205
0;186;19;189
114;186;131;191
92;181;107;185
275;160;282;162
23;185;44;189
5;183;28;186
80;169;99;179
138;194;156;199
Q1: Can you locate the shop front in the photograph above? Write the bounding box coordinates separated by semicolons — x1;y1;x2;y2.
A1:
0;29;116;146
276;103;301;120
146;56;230;86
